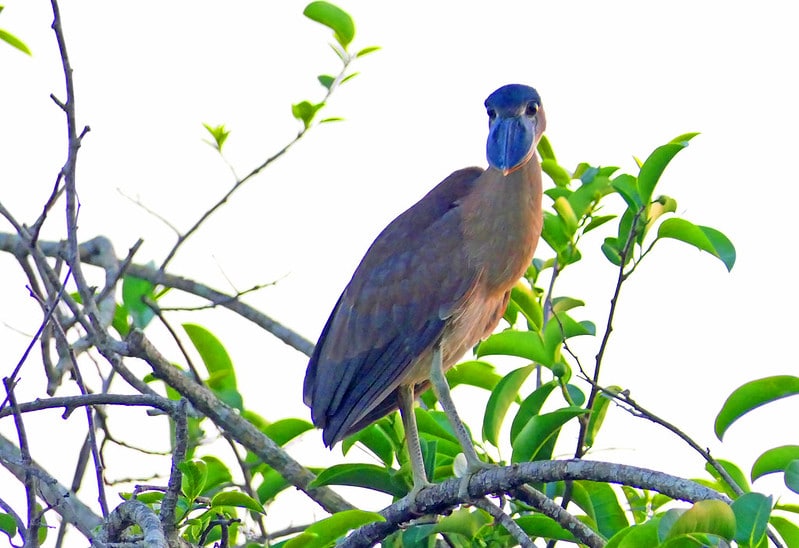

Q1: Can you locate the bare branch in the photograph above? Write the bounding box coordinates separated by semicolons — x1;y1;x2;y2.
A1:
124;329;353;515
93;499;168;548
473;497;534;548
342;459;727;547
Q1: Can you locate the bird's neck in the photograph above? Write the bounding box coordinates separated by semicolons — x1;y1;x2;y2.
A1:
463;159;543;292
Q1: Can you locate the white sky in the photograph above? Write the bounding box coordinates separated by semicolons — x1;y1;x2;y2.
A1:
2;0;799;543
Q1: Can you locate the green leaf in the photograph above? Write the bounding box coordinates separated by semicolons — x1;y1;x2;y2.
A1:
705;459;750;495
536;135;556;162
183;323;242;410
309;463;406;497
510;284;544;330
585;386;621;449
514;514;577;542
786;460;799;494
0;513;17;539
666;500;736;540
601;237;623;266
285;510;384;548
256;468;290;503
179;459;207;500
291;100;325;129
637;135;697;204
482;365;535;447
211;491;266;515
584;214;617;234
553;196;578;233
356;45;380;57
511;407;585;463
303;1;355;48
731;492;772;545
122;275;156;329
606;521;660;548
715;375;799;440
751;445;799;481
657;218;736;272
200;455;233;493
317;74;335;89
343;421;396;466
541;159;571;187
542;212;571;253
0;28;31;55
202;123;230;151
477;330;550;365
770;515;799;547
263;418;314;446
509;380;558;444
435;507;491;538
578;480;629;538
611;173;642;210
447;360;502;393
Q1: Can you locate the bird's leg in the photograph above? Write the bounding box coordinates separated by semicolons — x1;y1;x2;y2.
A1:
398;383;433;510
428;343;492;499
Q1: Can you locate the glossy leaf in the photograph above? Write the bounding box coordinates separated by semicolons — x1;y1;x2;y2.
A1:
715;375;799;439
483;365;535;446
657;218;736;271
511;407;585;463
621;486;648;524
0;513;17;538
285;510;384;548
611;173;642;210
536;135;556;162
263;418;314;446
637;134;697;204
731;492;772;545
666;500;736;540
751;445;799;481
477;330;550;365
256;468;290;503
770;515;799;547
122;275;156;329
434;507;490;538
585;386;621;449
606;521;660;548
211;490;266;514
309;463;406;497
183;323;242;410
510;283;544;329
541;159;571;187
578;480;629;538
786;460;799;494
705;459;750;495
514;514;577;542
303;1;355;48
446;360;501;392
200;455;233;493
343;421;396;466
179;459;207;500
510;380;558;444
553;196;579;233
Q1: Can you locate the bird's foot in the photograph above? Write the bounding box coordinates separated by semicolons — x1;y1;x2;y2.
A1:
453;453;495;500
405;480;434;516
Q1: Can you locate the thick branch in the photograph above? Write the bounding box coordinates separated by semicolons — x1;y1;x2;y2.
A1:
342;459;726;547
124;329;352;515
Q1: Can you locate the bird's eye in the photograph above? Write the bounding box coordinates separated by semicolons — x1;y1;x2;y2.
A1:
486;108;497;120
526;102;539;116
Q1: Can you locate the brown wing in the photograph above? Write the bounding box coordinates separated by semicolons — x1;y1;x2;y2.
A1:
304;167;484;446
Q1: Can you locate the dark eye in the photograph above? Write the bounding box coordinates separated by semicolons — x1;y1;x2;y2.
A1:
526;102;539;116
486;108;497;120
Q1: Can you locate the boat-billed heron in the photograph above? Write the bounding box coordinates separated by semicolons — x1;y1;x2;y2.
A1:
304;84;546;500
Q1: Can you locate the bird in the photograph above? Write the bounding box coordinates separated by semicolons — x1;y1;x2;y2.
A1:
304;83;546;500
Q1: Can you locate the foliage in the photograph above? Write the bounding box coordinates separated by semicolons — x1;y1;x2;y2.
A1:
1;2;798;548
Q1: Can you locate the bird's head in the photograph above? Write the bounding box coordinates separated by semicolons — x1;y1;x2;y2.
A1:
485;84;546;175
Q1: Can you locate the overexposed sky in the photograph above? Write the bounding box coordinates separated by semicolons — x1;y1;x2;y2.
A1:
2;0;799;541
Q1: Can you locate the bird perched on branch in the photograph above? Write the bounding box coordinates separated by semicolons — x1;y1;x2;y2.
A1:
304;83;546;500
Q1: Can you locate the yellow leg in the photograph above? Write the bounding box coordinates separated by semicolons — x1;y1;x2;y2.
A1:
398;383;432;505
428;343;492;498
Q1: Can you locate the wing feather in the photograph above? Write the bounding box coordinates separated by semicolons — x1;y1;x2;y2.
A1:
304;167;484;445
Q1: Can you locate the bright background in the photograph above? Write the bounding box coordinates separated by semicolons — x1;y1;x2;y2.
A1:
1;0;798;542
